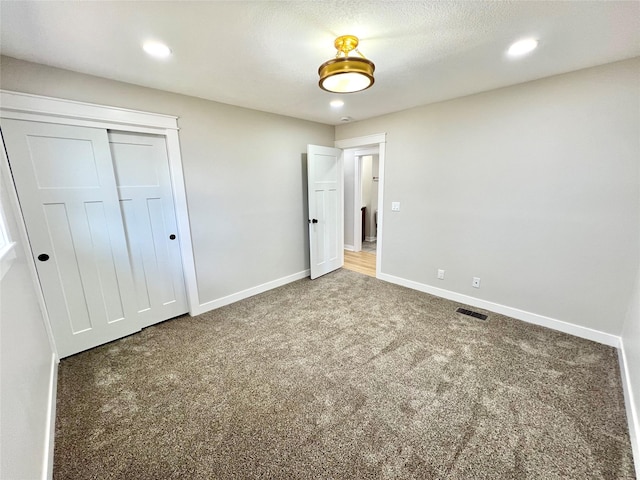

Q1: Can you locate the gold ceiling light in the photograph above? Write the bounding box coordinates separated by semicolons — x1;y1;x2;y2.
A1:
318;35;375;93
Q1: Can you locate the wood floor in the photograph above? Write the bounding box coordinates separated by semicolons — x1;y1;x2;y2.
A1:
343;250;376;277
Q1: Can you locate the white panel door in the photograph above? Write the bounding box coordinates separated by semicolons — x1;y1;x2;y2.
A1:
108;132;188;327
0;119;140;357
307;144;343;279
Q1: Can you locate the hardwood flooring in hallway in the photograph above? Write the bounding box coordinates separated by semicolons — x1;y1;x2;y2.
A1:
343;250;376;278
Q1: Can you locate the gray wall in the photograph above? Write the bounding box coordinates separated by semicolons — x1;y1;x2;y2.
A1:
0;55;335;305
1;172;54;479
337;58;640;337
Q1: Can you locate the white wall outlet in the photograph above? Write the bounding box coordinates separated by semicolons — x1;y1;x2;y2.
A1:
472;277;481;288
437;269;445;280
391;201;400;212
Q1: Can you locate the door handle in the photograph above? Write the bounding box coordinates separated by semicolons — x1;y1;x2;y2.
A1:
308;219;318;224
169;234;176;240
37;253;50;262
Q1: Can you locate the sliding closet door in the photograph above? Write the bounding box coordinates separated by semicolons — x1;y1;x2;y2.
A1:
108;132;188;327
0;119;140;357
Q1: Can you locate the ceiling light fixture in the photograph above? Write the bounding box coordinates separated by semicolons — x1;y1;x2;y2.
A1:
319;35;375;93
330;99;344;108
143;41;172;58
507;38;538;57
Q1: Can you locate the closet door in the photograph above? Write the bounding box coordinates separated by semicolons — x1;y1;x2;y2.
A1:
0;119;140;357
108;132;188;327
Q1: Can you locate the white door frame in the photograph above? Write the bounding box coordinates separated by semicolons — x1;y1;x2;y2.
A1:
352;146;380;252
335;134;386;278
0;90;200;357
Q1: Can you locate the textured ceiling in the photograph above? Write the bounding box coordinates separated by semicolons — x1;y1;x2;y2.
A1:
1;1;639;125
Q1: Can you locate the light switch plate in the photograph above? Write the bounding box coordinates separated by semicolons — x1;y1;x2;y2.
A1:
391;202;400;212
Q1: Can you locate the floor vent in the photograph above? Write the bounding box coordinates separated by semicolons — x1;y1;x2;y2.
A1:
456;308;488;321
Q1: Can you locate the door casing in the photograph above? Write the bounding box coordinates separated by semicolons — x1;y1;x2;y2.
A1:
335;134;386;278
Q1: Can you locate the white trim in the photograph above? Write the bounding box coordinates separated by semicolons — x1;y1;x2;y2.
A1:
42;353;58;480
378;272;621;347
365;236;377;242
335;133;386;149
344;244;355;252
619;341;640;477
192;270;310;316
376;142;386;278
0;90;199;319
353;147;379;157
164;131;199;313
0;90;178;131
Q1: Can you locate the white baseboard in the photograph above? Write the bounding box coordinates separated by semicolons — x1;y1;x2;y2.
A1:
192;269;310;316
344;244;355;252
377;273;620;347
378;272;639;469
42;353;58;480
364;236;376;242
619;341;640;477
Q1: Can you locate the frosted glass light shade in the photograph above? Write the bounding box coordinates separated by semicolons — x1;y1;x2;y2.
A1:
318;57;375;93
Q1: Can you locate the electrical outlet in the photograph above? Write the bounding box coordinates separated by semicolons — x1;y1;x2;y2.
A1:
437;269;445;280
472;277;481;288
391;201;400;212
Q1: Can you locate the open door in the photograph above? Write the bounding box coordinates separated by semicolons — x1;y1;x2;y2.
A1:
307;144;343;279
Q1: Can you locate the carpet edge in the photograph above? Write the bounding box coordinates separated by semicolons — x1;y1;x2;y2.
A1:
192;269;311;316
377;272;620;347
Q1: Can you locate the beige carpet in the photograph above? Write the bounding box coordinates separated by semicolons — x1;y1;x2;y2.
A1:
54;269;635;479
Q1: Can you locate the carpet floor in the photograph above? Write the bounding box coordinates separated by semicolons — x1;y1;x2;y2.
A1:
54;269;635;479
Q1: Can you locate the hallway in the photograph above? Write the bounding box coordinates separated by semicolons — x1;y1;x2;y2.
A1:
343;249;376;277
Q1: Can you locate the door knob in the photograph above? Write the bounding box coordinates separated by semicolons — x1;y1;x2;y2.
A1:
169;234;176;240
37;253;50;262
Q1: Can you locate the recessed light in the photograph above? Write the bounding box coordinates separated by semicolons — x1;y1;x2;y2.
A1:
507;38;538;57
330;100;344;108
143;41;172;58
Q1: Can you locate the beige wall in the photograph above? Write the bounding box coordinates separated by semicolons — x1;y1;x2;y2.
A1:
337;58;640;336
0;55;335;304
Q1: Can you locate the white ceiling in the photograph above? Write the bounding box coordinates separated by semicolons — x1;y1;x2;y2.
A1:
1;1;639;125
